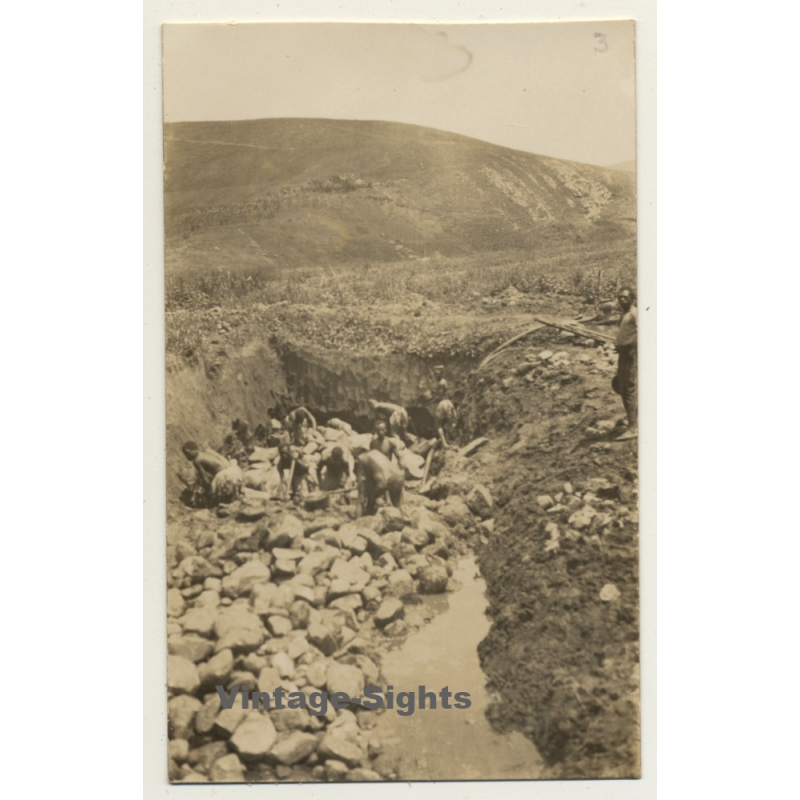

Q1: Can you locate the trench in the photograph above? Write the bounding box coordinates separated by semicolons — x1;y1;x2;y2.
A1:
371;556;544;780
168;336;545;778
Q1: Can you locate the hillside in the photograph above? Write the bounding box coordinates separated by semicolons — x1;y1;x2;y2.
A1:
163;119;636;272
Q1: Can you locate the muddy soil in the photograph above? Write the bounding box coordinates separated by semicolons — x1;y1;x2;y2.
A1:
457;333;640;778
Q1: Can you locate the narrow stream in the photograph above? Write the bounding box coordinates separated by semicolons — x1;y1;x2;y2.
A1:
372;556;544;781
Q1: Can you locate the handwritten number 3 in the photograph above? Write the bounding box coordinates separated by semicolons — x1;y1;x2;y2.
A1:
595;33;608;53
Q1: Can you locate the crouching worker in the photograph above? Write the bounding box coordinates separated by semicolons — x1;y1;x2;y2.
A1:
317;446;352;491
181;442;244;506
355;450;404;517
277;443;311;503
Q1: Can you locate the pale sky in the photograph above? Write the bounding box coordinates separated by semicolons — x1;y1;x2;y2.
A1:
162;21;635;167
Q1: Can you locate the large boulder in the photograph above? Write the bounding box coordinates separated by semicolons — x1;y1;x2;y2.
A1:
214;606;266;653
318;733;366;767
374;597;404;628
208;753;246;782
466;484;494;520
438;495;473;529
230;712;278;760
168;634;214;664
268;515;305;549
168;655;200;695
168;694;202;739
197;648;234;688
326;662;364;699
221;560;272;598
418;563;449;594
270;731;319;765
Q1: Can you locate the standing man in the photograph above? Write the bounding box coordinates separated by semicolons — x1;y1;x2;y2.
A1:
613;287;638;441
368;399;411;444
370;420;400;463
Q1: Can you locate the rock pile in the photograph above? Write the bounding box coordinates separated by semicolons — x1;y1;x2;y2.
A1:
167;474;495;783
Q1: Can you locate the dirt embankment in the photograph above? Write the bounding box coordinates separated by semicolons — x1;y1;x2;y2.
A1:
457;334;640;778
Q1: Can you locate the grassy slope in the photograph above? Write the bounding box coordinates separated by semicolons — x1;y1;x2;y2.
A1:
164;119;636;272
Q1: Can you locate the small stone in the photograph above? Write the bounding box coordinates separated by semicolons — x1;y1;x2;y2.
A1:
328;593;363;614
168;739;190;763
212;706;246;738
600;583;621;602
401;527;430;549
168;655;200;695
275;764;293;779
378;506;408;534
167;588;186;617
346;768;383;781
208;753;245;782
193;590;220;610
569;505;597;530
311;765;327;780
304;660;328;690
383;619;409;637
273;559;298;578
273;651;295;679
324;758;350;781
478;519;494;537
267;615;293;637
194;694;221;734
307;623;338;656
536;495;554;509
287;637;309;660
270;731;319;765
538;350;553;361
374;597;404;627
564;482;574;495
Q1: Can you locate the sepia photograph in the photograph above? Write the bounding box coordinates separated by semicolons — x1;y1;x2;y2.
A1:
162;20;641;783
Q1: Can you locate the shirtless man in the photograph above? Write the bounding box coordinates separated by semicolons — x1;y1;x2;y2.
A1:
613;287;638;441
181;442;242;505
432;365;449;402
276;443;311;502
367;399;410;443
355;450;405;516
370;420;400;463
284;406;317;447
316;446;351;492
435;397;458;448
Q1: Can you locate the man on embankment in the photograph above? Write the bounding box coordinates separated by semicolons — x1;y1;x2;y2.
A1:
613;287;638;441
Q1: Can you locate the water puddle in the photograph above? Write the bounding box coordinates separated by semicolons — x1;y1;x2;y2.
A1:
372;556;544;781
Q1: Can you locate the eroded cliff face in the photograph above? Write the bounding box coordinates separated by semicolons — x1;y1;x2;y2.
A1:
166;336;475;498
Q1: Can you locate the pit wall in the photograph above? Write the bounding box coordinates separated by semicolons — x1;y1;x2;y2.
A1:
166;337;476;498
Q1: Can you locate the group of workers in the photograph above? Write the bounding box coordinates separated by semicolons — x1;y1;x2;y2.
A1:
181;365;459;517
